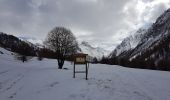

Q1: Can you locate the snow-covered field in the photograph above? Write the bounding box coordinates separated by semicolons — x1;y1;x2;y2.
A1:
0;47;170;100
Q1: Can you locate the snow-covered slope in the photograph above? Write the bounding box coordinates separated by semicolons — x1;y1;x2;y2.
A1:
79;41;109;59
0;47;170;100
19;37;43;48
0;33;38;56
129;8;170;62
110;27;148;57
0;47;14;56
109;8;170;69
19;37;43;45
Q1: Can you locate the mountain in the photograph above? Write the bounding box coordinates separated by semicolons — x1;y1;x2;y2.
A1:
0;32;38;56
109;27;148;57
19;37;44;48
79;41;109;59
109;8;170;71
129;8;170;67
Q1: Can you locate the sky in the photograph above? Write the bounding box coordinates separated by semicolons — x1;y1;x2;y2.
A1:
0;0;170;51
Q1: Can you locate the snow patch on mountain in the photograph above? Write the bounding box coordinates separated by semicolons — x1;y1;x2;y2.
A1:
110;26;150;57
79;41;109;59
19;37;43;48
129;8;170;60
19;37;43;45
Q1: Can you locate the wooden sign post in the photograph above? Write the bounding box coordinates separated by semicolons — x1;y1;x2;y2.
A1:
73;53;89;80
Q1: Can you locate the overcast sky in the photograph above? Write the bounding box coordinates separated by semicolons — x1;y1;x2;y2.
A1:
0;0;170;50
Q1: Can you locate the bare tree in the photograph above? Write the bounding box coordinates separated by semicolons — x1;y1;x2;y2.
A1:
44;27;79;69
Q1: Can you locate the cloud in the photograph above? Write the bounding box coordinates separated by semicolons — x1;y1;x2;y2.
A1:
0;0;169;51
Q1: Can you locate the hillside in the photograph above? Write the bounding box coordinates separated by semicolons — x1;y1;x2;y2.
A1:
0;32;38;56
110;27;148;57
0;47;170;100
79;41;109;59
129;8;170;63
109;8;170;70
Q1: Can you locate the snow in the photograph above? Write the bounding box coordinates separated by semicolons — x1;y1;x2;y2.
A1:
19;37;44;48
0;47;170;100
19;37;43;45
110;8;170;60
127;8;170;60
110;27;148;57
79;41;109;59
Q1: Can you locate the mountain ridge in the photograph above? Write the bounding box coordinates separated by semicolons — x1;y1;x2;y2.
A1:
79;41;109;59
109;8;170;70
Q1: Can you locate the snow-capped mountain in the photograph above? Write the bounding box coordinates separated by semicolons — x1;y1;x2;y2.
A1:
129;8;170;62
19;37;43;48
79;41;109;59
110;27;149;57
109;8;170;70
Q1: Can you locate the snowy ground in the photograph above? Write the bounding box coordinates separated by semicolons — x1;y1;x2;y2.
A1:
0;48;170;100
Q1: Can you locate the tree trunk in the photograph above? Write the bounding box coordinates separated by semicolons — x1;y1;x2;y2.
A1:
58;59;65;69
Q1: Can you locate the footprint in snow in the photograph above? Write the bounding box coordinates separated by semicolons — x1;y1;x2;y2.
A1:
49;82;59;87
8;92;17;99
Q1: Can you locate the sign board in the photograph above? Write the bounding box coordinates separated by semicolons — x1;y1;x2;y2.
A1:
74;53;88;64
73;53;89;80
76;58;85;63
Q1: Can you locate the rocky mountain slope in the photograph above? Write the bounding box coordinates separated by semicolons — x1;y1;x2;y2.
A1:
110;8;170;70
79;41;109;59
130;8;170;59
109;27;148;57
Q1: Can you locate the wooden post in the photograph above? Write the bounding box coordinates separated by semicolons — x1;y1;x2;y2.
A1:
73;63;75;78
87;63;89;79
86;63;88;80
